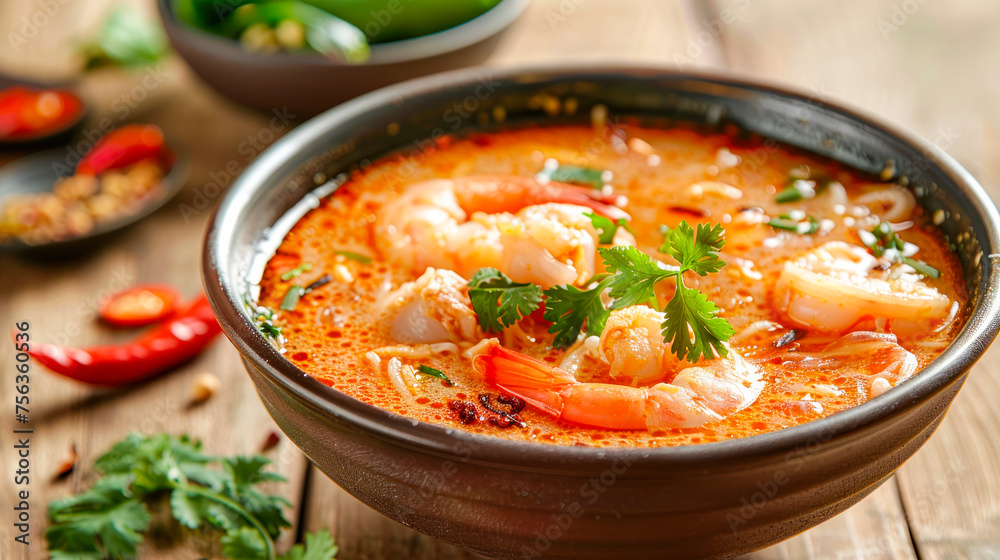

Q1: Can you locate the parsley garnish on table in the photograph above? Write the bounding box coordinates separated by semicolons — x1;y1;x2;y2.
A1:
45;433;337;560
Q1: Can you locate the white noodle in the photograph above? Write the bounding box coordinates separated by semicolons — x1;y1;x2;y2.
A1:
386;358;416;402
732;321;782;345
372;343;460;359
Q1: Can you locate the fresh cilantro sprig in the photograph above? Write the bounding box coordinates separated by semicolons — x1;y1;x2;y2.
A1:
601;245;679;310
599;221;734;361
542;279;612;349
860;222;940;278
467;268;544;333
46;433;337;560
461;223;733;360
586;211;636;244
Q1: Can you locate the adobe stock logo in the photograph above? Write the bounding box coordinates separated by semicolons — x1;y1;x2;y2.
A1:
520;457;632;559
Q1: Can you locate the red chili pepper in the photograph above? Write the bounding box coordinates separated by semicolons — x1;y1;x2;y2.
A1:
100;284;181;327
75;124;170;176
25;294;221;386
0;86;84;140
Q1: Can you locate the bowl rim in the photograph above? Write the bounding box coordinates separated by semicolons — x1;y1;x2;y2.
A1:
158;0;531;66
203;62;1000;468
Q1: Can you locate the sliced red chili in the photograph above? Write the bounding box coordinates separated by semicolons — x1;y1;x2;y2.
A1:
100;284;181;327
0;86;84;140
26;294;221;386
76;124;170;176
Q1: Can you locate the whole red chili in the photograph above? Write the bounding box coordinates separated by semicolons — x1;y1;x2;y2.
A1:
75;124;171;176
0;86;84;140
25;294;221;386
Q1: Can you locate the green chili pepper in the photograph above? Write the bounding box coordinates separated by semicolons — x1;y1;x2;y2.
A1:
296;0;503;43
173;0;502;63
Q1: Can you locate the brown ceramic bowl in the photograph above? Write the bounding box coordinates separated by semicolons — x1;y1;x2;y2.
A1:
158;0;530;117
202;64;1000;558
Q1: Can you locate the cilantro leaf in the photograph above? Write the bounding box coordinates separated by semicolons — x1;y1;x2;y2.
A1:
658;221;726;276
599;245;677;310
661;282;736;362
467;268;544;333
222;527;269;560
46;475;151;560
548;164;605;189
586;212;636;244
279;530;338;560
543;279;611;348
170;488;207;529
593;221;734;361
46;433;322;560
223;457;292;539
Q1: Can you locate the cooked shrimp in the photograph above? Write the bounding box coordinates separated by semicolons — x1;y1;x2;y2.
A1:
376;175;630;288
777;331;917;400
471;338;764;430
774;242;952;336
376;268;479;344
598;306;670;386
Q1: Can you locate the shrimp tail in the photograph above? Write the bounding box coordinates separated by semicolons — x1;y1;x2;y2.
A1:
472;339;575;417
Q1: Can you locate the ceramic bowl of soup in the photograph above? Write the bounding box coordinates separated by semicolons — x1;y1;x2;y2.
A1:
202;65;1000;558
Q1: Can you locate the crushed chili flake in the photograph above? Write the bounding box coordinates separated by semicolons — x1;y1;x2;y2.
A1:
448;400;478;424
261;431;281;451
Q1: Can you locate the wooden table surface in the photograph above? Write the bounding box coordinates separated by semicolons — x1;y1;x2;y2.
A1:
2;1;999;558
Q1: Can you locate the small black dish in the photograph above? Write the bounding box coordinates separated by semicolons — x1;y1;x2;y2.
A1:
0;148;189;260
0;74;87;150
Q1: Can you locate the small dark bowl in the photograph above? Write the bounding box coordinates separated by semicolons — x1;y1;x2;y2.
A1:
158;0;530;117
0;76;86;149
203;65;1000;558
0;149;189;259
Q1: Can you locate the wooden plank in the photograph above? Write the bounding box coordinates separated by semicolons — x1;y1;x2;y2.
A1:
0;2;309;558
488;0;727;67
302;476;477;560
745;480;916;560
718;0;1000;559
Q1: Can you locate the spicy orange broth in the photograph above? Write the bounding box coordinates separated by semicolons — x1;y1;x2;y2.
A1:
258;124;966;447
